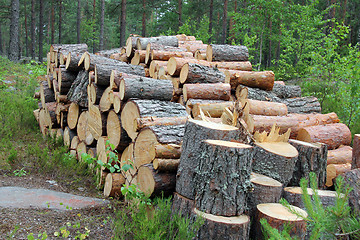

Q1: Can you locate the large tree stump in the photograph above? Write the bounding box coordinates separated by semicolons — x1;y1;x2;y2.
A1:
194;208;250;240
289;139;328;188
103;173;125;198
106;110;131;152
328;145;353;165
133;124;185;168
171;192;195;218
206;44;249;62
297;123;352;150
136;36;179;50
352;134;360;169
193;140;253;216
120;99;187;140
339;169;360;213
283;187;341;209
67;70;89;108
176;119;253;200
252;142;299;186
137;164;176;197
226;70;275;91
247;172;283;214
119;76;174;101
183;83;231;102
254;203;307;240
179;63;226;84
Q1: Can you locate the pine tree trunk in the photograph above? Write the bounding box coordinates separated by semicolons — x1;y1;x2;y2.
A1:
99;0;105;50
77;0;81;43
51;0;55;44
58;0;62;43
222;0;228;44
120;0;127;47
208;0;213;44
142;0;146;37
30;0;35;59
38;0;44;62
24;0;29;57
9;0;20;61
352;134;360;169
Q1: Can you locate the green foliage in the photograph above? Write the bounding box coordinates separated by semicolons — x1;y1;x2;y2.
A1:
261;172;360;239
113;196;204;240
13;167;27;177
177;16;213;43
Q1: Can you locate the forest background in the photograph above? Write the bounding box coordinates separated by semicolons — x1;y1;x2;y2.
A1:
1;0;360;135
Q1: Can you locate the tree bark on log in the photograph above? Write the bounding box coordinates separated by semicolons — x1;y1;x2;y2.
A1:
119;76;174;101
206;44;249;62
288;139;328;188
172;192;195;218
121;99;187;140
352;134;360;169
176;119;253;200
133;124;185;168
95;48;123;58
183;83;231;102
153;158;180;172
193;140;253;216
151;50;193;61
40;81;55;105
282;97;322;114
179;63;226;84
137;36;179;50
137;164;176;197
212;61;252;71
103;172;125;198
243;99;288;116
51;43;88;65
283;187;340;209
67;70;89;108
339;169;360;213
155;144;181;159
194;208;250;240
226;70;275;91
272;83;301;98
87;83;106;106
252;142;299;186
58;68;77;94
65;52;83;72
247;172;283;214
130;50;146;65
135;116;188;131
250;112;340;138
106;110;131;152
328;145;353;165
297;123;352;150
167;57;210;76
254;203;307;240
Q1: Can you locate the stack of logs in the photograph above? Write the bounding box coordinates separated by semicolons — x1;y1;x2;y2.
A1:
33;34;360;239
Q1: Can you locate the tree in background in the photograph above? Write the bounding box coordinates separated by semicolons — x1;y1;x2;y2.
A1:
8;0;20;61
38;0;43;61
120;0;126;46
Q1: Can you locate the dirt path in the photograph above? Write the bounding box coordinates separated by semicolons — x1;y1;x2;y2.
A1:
0;173;116;239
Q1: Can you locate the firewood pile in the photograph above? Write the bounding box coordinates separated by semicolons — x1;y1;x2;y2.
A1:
33;34;360;239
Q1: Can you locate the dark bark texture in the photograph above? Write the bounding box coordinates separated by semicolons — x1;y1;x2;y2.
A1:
137;36;179;50
181;63;226;84
208;44;249;62
9;0;20;61
132;99;187;118
339;169;360;213
172;192;194;218
146;124;185;145
67;70;89;107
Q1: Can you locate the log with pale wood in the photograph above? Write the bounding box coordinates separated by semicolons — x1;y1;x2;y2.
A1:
151;50;193;61
288;139;327;188
326;163;352;187
327;145;352;165
87;83;106;106
103;173;125;198
76;141;87;161
65;52;84;71
63;126;76;147
247;173;283;214
133;124;185;168
167;57;210;76
51;43;88;65
99;87;114;112
149;60;168;78
193;139;253;216
182;43;208;54
249;112;340;138
96;136;108;157
76;111;93;142
119;76;174;101
253;203;307;240
206;44;249;62
145;43;187;65
110;52;129;62
70;135;79;151
87;104;107;140
183;83;231;102
297;123;352;150
194;208;250;240
283;187;342;209
226;70;275;91
126;36;140;57
137;164;176;197
130;50;146;65
352;134;360;169
242;99;288;116
212;61;252;71
120;99;187;140
186;99;233;118
176;119;253;200
153;158;180;172
106;110;131;152
120;142;137;176
137;36;179;50
40;81;56;105
179;63;226;84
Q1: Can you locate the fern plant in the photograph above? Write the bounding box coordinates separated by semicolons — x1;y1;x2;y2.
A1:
261;172;360;239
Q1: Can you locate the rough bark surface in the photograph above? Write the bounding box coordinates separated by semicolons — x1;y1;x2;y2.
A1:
207;44;249;62
212;61;252;71
180;63;226;84
67;70;89;107
172;192;195;218
194;140;253;216
65;52;83;72
194;208;250;240
228;71;275;91
272;83;301;98
282;97;321;114
339;169;360;213
289;139;328;188
120;76;173;101
137;36;179;50
147;124;185;145
183;83;231;101
252;145;298;186
95;48;122;58
352;134;360;169
176;119;252;200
